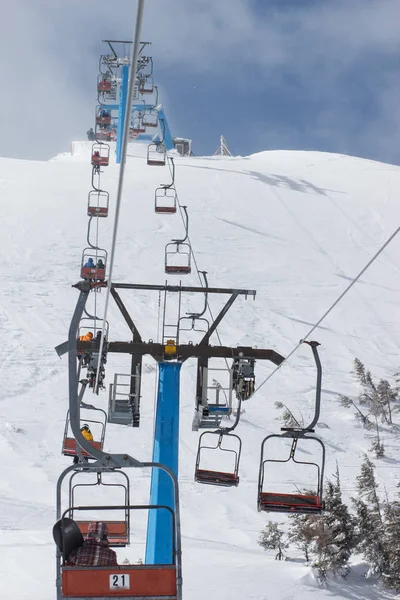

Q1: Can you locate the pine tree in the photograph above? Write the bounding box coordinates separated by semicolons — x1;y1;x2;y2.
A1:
369;418;385;458
382;500;400;590
353;455;389;577
288;513;320;563
351;359;399;425
313;466;355;578
339;394;372;429
274;401;302;428
258;521;288;560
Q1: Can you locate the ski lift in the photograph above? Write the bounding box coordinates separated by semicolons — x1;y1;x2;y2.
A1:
147;142;166;166
77;317;109;358
155;187;177;214
142;108;159;128
54;504;179;600
178;271;209;339
81;248;107;281
232;356;255;400
69;470;130;546
62;407;107;458
257;341;326;514
139;76;155;95
87;190;109;217
96;130;112;142
98;79;111;93
131;111;146;135
195;385;243;485
165;206;191;274
195;431;241;487
96;108;111;126
155;159;177;213
91;143;110;167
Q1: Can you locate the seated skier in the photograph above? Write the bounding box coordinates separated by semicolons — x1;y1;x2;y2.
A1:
84;257;95;268
79;331;93;342
67;522;118;566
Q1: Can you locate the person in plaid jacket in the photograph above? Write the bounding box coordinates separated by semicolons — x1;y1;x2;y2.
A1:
68;521;118;566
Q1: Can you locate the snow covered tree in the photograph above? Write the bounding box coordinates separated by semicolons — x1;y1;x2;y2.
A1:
351;359;398;425
312;466;355;578
382;500;400;590
274;401;302;428
288;512;320;563
353;455;389;577
258;521;288;560
339;394;372;429
369;418;385;458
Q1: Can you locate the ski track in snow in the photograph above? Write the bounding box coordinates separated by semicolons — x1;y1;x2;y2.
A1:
1;143;400;599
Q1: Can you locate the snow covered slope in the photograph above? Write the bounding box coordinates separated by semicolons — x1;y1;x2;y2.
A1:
1;142;400;599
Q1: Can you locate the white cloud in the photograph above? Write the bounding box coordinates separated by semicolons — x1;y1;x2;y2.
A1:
1;0;399;161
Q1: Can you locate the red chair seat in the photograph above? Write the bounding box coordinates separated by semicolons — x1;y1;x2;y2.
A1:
259;492;323;513
63;438;102;457
195;469;238;486
165;266;191;274
62;564;177;598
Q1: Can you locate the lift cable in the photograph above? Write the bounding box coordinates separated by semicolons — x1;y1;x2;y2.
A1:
166;159;231;372
254;225;400;396
94;0;146;393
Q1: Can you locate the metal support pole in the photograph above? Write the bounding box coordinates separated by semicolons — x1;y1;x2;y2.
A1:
95;0;145;393
145;361;182;564
116;65;129;164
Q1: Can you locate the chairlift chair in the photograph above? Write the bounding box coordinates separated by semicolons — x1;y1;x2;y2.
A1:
165;206;191;274
165;242;191;274
80;248;108;281
87;190;109;218
55;462;181;600
195;431;241;487
138;76;155;95
98;79;112;93
91;143;110;167
96;108;111;126
79;318;110;342
155;186;177;214
69;470;130;546
147;142;166;166
131;112;146;136
56;506;178;599
62;407;107;458
77;317;109;353
257;339;325;514
96;130;112;142
142;109;159;128
257;432;325;514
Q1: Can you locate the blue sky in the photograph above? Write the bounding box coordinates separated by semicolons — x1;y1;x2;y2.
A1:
2;0;400;164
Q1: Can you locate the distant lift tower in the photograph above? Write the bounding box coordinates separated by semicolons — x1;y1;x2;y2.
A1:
213;135;232;156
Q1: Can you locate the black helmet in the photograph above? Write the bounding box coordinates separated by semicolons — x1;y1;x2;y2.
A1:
81;424;90;431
